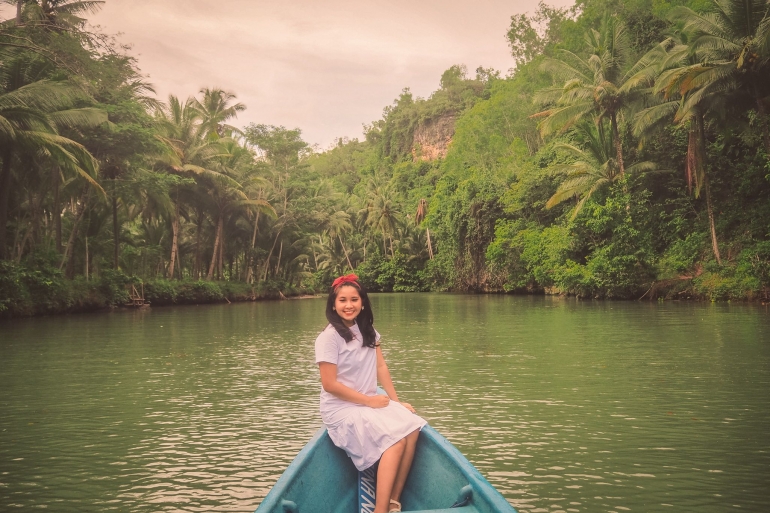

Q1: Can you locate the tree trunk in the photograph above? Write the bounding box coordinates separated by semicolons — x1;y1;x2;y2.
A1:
703;173;721;265
339;234;353;270
611;113;625;176
755;91;770;155
176;244;182;279
426;228;434;259
11;214;22;261
53;167;62;254
275;240;283;275
263;231;281;281
15;223;31;263
696;111;721;265
84;235;89;280
312;236;319;272
168;202;180;279
16;0;22;25
194;211;203;278
112;193;120;269
246;209;261;282
30;189;41;248
207;215;223;280
60;189;89;278
0;147;13;260
218;220;225;280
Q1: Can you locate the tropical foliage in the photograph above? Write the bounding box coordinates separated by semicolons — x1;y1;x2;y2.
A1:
1;0;769;317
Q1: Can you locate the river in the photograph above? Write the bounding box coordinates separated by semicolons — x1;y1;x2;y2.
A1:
1;294;768;512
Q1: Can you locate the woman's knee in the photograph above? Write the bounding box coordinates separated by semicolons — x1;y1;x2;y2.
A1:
402;429;419;445
386;438;406;454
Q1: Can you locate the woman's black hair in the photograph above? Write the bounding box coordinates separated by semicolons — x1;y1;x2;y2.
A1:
326;280;377;348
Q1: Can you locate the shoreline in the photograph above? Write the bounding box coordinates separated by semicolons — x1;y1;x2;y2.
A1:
0;269;322;320
3;287;767;321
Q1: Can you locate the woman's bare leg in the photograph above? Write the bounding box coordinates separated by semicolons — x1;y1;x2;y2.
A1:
375;438;406;513
390;429;420;503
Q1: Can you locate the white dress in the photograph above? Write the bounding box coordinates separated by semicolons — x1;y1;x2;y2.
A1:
315;323;427;471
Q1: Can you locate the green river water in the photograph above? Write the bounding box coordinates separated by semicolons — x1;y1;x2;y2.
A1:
1;294;768;512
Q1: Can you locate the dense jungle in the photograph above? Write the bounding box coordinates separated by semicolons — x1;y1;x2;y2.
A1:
1;0;769;317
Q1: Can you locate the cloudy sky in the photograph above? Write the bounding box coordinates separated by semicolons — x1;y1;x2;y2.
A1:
65;1;570;148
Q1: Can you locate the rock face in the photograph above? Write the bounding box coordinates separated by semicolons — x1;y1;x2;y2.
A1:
412;114;455;161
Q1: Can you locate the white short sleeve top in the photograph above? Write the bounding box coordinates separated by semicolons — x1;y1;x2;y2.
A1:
315;323;381;422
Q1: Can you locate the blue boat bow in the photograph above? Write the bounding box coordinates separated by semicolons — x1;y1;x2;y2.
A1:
255;423;518;513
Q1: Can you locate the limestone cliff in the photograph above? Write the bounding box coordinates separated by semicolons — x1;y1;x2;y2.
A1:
411;114;455;161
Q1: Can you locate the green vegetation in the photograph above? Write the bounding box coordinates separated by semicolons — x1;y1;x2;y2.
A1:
0;0;768;317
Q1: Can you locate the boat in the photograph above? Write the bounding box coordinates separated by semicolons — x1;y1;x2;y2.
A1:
254;422;518;513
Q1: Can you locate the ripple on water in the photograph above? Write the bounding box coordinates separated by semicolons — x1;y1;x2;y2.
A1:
1;296;769;512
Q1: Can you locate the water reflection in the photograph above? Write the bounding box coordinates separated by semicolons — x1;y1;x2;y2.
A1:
0;295;768;512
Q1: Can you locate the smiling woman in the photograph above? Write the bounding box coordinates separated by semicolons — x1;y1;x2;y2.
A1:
316;274;426;513
331;273;364;325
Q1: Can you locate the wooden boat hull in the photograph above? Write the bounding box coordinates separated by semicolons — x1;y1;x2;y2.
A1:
255;423;518;513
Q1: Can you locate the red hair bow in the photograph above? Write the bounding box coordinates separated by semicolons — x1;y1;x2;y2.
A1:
332;273;359;289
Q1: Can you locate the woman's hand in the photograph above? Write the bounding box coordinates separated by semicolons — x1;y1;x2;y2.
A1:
399;401;416;413
366;395;391;408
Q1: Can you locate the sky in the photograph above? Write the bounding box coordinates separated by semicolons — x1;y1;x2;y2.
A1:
13;0;575;149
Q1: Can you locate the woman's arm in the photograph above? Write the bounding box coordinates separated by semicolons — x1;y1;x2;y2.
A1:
376;346;416;413
319;362;390;408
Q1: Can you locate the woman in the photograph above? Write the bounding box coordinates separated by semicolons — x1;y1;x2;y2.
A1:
315;274;426;513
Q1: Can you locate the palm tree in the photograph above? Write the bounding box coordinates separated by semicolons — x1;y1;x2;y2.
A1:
192;87;245;140
360;178;401;257
397;224;431;262
414;198;433;259
322;209;354;270
0;74;105;258
669;0;770;153
533;17;638;175
10;0;104;30
545;120;657;219
240;164;273;282
95;77;160;270
630;12;753;264
205;136;274;280
154;94;238;278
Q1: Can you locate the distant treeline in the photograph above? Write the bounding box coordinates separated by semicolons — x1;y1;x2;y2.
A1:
0;0;768;318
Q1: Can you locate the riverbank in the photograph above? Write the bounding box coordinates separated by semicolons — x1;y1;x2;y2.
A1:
0;261;317;319
2;267;767;321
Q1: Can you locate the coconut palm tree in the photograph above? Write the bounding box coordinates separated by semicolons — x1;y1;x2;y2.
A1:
360;177;401;257
545;120;657;219
0;72;105;258
206;136;274;280
154;94;239;278
415;198;433;259
192;87;245;140
635;10;756;264
322;209;354;270
668;0;770;153
9;0;104;30
240;163;273;282
533;17;638;176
